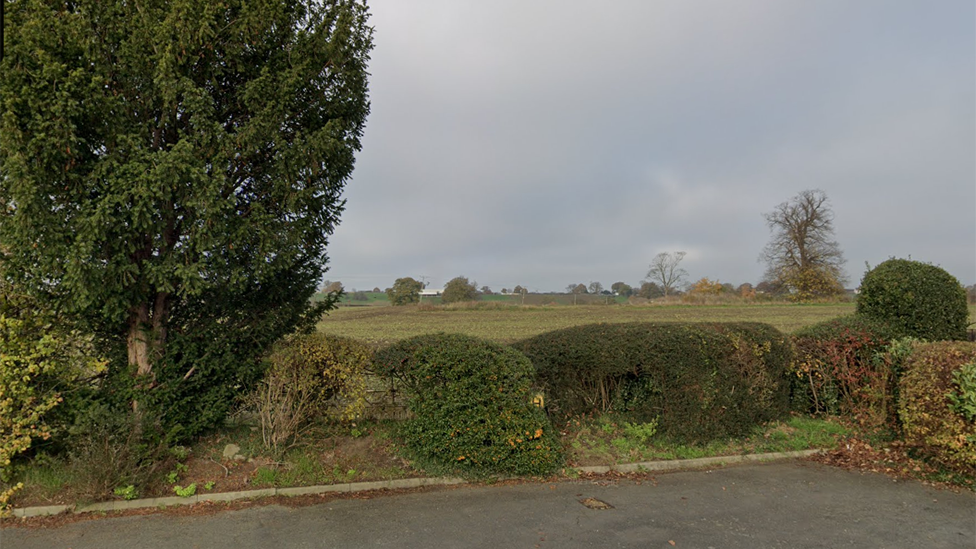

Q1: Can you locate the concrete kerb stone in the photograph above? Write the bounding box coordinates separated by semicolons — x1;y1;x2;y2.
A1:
9;450;822;519
609;449;821;474
10;505;71;519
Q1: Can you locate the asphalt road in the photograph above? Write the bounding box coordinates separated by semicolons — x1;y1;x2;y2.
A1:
4;461;974;549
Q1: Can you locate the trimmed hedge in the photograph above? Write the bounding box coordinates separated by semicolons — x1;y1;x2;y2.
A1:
513;322;792;443
373;334;562;477
791;315;899;424
857;258;969;341
898;342;976;475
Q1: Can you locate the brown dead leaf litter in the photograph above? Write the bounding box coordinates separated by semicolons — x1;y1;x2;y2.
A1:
810;436;972;492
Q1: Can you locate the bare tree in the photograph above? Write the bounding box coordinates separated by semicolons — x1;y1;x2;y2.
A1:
588;281;604;295
567;283;587;305
646;252;688;297
760;189;846;300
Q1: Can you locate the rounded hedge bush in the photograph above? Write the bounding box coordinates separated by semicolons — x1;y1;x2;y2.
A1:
790;316;899;423
857;259;968;341
513;322;792;443
898;342;976;476
373;334;562;477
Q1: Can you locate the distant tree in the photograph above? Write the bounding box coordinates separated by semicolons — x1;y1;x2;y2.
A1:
638;282;664;299
688;278;724;295
737;283;756;298
513;285;528;304
588;281;604;295
760;189;846;300
443;276;479;304
611;282;632;297
351;291;368;301
646;252;688;297
480;286;493;295
755;279;786;296
567;283;587;305
721;283;735;294
372;287;382;293
387;278;424;306
321;280;344;294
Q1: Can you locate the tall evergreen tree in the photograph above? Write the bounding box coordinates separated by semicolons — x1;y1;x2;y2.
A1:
0;0;373;435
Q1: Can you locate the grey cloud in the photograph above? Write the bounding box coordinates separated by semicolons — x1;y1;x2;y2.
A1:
327;0;975;292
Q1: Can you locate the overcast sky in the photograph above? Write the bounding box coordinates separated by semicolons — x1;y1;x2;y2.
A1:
326;0;975;293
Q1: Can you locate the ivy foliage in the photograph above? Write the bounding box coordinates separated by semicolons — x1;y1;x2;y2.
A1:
857;259;969;341
374;334;562;478
514;322;792;443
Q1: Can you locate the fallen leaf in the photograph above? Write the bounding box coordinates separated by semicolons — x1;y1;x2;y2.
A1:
669;540;676;546
579;497;614;510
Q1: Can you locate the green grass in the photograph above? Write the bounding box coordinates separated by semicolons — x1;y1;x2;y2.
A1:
251;452;362;488
13;455;74;501
318;302;856;346
565;415;852;466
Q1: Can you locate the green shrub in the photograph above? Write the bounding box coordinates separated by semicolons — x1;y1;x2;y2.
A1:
0;287;106;510
246;334;371;454
791;316;899;424
513;322;792;443
898;342;976;475
947;362;976;422
373;334;562;477
857;258;969;341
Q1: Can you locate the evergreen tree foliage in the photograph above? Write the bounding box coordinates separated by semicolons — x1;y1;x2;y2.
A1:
0;0;373;438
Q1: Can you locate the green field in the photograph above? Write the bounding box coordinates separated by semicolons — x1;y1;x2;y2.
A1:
317;302;859;346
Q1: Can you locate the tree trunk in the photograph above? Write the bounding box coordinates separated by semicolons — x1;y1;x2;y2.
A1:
127;302;153;377
126;292;171;378
126;292;171;417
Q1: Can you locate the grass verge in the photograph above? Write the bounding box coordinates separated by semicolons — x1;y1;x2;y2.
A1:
561;415;850;467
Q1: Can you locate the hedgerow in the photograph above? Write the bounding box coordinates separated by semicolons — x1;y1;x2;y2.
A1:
790;315;899;425
513;322;792;443
373;334;561;477
898;342;976;476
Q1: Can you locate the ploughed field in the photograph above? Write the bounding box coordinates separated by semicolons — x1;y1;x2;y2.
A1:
317;303;858;346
